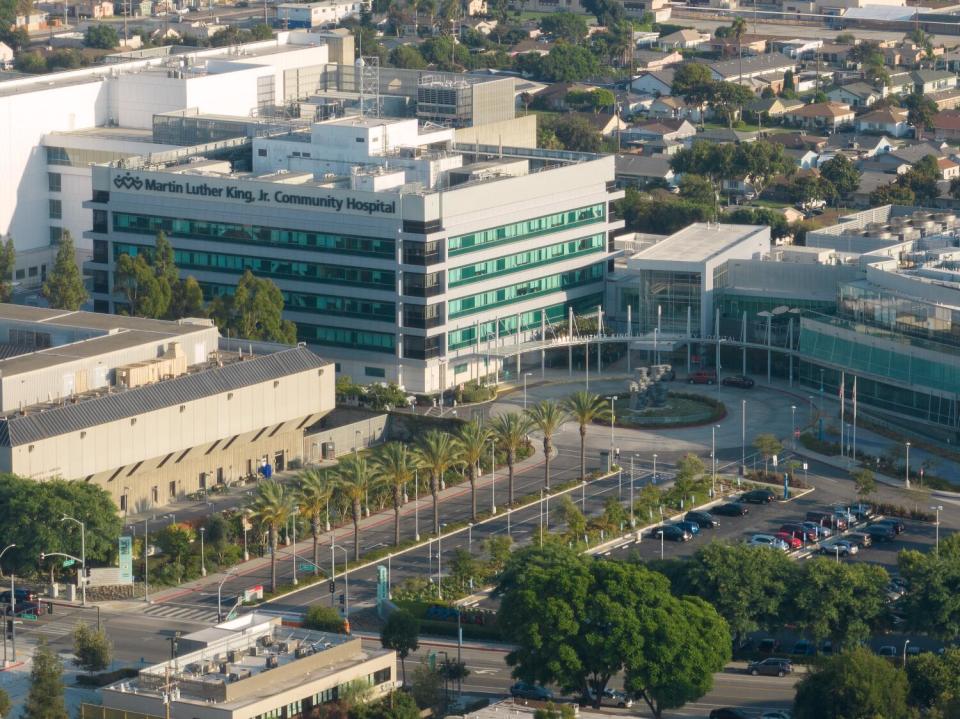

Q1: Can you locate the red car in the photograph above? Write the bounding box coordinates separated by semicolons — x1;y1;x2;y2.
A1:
688;370;717;385
775;531;802;550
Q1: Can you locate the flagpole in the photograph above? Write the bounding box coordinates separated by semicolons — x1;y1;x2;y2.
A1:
840;371;845;458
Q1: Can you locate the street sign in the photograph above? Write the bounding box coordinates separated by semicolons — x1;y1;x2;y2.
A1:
62;559;75;568
299;563;313;572
20;613;37;621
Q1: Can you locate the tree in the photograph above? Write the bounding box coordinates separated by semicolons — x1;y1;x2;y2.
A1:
336;455;371;561
557;495;587;541
870;181;916;206
42;232;87;310
154;523;194;572
114;251;168;319
415;430;457;535
581;0;626;25
671;63;714;109
454;420;492;522
789;174;835;208
374;442;416;546
906;647;960;712
304;604;346;632
491;412;532;506
782;69;795;95
903;91;938;132
897;534;960;638
169;276;206;319
670;141;736;186
618;193;713;234
793;647;909;719
0;236;15;302
730;140;796;197
0;687;9;719
525;400;568;490
563;392;611;482
389;44;427;69
819;154;862;203
246;480;295;592
381;610;420;685
297;468;333;575
549;115;603;153
678;174;716;205
22;640;67;719
84;24;119;48
535;42;601;83
72;622;111;673
209;270;297;344
900;154;941;204
566;88;616;113
710;81;755;128
851;468;876;503
411;661;446;715
753;433;782;474
539;12;587;43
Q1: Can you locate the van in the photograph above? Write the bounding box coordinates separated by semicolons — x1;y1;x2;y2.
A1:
806;511;843;530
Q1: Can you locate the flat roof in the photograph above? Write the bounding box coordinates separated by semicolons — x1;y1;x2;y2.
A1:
630;223;766;264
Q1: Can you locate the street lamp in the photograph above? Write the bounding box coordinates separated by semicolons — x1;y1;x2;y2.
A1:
791;405;797;450
0;543;14;580
608;396;618;465
523;372;533;411
711;424;720;494
414;469;421;541
905;442;911;489
330;543;349;618
490;439;497;514
143;516;150;603
629;456;636;528
199;527;207;577
291;508;298;586
741;399;746;477
903;640;911;669
931;505;943;555
653;453;658;484
61;515;87;607
437;524;447;600
217;566;240;622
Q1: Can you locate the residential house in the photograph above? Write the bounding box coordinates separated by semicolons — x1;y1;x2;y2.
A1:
569;111;627;137
938;49;960;73
783;147;821;169
867;140;950;173
508;38;552;57
933;110;960;141
938;157;960;180
823;133;896;159
75;0;113;17
826;82;881;108
855;106;911;137
745;96;804;120
14;11;48;30
649;95;703;122
707;35;768;57
630;68;675;96
622;118;697;146
634;31;662;48
927;87;960;110
634;49;683;72
818;43;856;67
912;69;958;95
795;71;834;93
887;42;943;68
734;73;787;95
767;132;830;153
615;153;676;187
771;38;823;59
884;71;916;97
780;206;807;223
696;127;759;144
850;170;894;207
657;28;709;50
709;53;797;82
783;102;855;132
0;41;12;70
532;83;583;111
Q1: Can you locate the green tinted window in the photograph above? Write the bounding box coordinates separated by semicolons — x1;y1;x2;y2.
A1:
448;234;605;287
448;204;605;256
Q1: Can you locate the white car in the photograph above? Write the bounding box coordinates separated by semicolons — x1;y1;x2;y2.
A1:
748;534;789;551
586;689;633;708
820;539;859;557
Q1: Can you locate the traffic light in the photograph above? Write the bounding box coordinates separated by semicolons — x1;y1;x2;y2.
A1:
338;593;345;608
328;580;335;594
5;619;12;640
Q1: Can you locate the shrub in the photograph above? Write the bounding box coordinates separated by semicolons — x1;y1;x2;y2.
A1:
304;604;346;632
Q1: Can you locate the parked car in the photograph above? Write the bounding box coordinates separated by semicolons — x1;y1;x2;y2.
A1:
833;508;857;525
748;534;789;551
801;521;832;539
713;502;749;517
586;688;633;708
748;658;793;677
650;525;692;542
865;524;896;542
806;510;842;530
673;520;701;535
688;370;717;385
721;375;755;389
791;640;816;656
874;518;905;534
758;638;781;654
742;488;776;504
761;712;793;719
877;645;897;659
775;531;803;550
0;588;35;605
685;510;719;528
851;505;875;522
820;539;859;557
781;523;816;542
710;710;750;719
510;682;554;701
846;531;873;549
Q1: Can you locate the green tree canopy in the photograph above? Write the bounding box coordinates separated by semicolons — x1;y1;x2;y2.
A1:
581;0;626;26
209;270;297;344
0;236;14;303
389;44;427;68
897;534;960;638
42;232;88;310
539;12;588;42
23;640;68;719
543;115;603;153
84;24;119;48
72;622;112;673
793;646;909;719
533;42;601;82
671;62;714;106
819;153;862;201
678;174;716;205
381;609;420;684
906;647;960;712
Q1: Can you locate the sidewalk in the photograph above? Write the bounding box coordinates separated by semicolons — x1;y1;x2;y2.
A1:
118;440;548;607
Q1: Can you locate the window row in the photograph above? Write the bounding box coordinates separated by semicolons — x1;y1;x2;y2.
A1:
447;204;605;256
202;282;396;321
296;323;396;354
448;233;605;287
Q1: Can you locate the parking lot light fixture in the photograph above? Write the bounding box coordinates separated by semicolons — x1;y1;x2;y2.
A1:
931;505;943;555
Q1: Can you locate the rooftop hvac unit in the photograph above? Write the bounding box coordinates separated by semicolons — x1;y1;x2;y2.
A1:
260;636;274;647
228;650;241;663
295;646;313;659
278;642;290;653
265;655;280;669
248;645;260;656
219;662;228;675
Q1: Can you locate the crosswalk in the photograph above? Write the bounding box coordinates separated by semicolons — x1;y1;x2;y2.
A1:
143;603;221;624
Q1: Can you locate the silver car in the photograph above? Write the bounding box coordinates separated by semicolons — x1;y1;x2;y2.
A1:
820;539;859;557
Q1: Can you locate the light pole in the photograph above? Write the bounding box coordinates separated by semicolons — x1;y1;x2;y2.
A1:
741;399;746;474
331;543;349;618
490;439;497;514
123;485;130;519
629;455;636;528
608;396;618;465
905;442;911;489
242;511;250;561
931;505;943;555
0;543;14;580
217;566;240;622
291;508;298;586
61;515;86;607
143;516;150;603
903;639;910;669
653;453;658;484
523;372;532;411
791;405;797;450
711;424;719;495
437;524;447;600
199;527;207;577
0;543;13;663
539;488;545;547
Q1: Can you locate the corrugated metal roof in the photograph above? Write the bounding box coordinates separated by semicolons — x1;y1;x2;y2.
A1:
0;347;325;447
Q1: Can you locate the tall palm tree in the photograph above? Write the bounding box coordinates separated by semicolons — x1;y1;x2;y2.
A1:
246;479;295;592
336;455;371;561
454;419;492;522
491;412;533;506
373;442;415;546
415;430;457;534
563;391;611;483
296;468;332;576
525;400;568;490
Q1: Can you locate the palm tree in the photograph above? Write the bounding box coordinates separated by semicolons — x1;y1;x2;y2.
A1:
415;430;457;534
491;412;533;506
373;442;415;546
296;468;332;576
336;455;371;561
454;419;492;522
246;480;295;592
525;400;568;490
563;391;611;482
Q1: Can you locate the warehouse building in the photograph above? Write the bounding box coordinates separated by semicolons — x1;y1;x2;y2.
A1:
0;305;334;512
86;116;622;394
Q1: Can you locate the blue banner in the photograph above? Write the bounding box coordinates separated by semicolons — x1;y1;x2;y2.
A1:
119;536;133;584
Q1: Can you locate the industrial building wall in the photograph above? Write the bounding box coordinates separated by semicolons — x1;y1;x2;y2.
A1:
469;77;516;126
454;115;537;149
